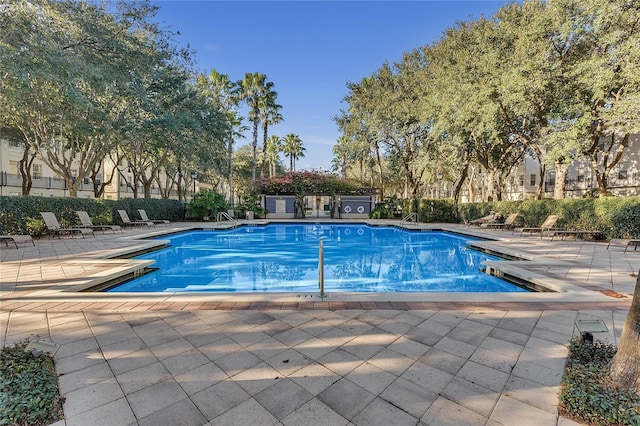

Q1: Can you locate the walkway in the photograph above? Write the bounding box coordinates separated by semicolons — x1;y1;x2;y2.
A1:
1;221;638;426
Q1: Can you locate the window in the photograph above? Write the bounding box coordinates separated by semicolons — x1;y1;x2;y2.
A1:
33;164;42;179
529;174;536;186
548;174;556;186
618;170;628;180
518;175;524;186
9;161;19;176
577;174;585;183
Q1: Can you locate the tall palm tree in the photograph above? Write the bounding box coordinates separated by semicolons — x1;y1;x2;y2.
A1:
265;135;282;177
259;93;282;179
196;69;242;204
282;133;305;171
235;72;274;189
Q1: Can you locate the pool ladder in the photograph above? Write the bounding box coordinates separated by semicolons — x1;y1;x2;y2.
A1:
216;211;237;224
401;212;418;227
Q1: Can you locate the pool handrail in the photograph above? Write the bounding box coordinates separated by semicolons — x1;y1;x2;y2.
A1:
216;211;237;223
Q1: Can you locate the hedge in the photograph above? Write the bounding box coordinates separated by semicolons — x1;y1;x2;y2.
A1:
0;195;185;235
456;196;640;239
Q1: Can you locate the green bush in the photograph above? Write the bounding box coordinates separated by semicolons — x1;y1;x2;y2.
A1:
0;339;63;426
186;189;229;220
559;338;640;425
234;192;268;219
0;195;185;235
401;198;459;223
455;197;640;238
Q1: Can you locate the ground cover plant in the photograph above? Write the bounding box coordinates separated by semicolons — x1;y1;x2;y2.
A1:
0;339;63;426
559;338;640;425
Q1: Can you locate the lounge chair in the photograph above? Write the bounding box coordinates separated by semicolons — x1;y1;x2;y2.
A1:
481;213;519;230
117;210;154;227
76;211;122;233
513;214;561;237
606;238;640;253
40;212;95;238
137;209;170;226
0;235;35;249
468;212;496;226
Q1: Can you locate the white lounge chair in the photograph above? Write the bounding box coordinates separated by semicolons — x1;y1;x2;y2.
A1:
40;212;94;238
0;235;35;249
137;209;170;226
117;210;154;227
76;211;122;233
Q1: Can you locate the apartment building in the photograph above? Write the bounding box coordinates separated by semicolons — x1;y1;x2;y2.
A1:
0;139;188;199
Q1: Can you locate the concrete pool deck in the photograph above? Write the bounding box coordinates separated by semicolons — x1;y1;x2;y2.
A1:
1;220;638;425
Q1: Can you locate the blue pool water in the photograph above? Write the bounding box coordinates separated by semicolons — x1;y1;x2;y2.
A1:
107;224;526;293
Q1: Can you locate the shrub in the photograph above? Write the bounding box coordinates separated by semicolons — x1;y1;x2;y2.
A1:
234;192;268;219
186;189;229;220
0;339;63;426
558;338;640;425
454;197;640;238
0;195;185;235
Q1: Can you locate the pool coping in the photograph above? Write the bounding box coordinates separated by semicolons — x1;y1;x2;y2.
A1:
2;220;632;308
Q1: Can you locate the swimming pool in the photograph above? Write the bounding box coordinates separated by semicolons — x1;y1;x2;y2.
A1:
107;224;526;293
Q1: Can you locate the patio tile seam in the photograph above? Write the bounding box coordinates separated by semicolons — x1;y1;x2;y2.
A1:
0;300;632;313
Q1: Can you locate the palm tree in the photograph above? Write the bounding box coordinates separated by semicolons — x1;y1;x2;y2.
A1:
265;135;282;177
235;72;274;190
259;93;282;179
196;69;242;204
282;133;305;171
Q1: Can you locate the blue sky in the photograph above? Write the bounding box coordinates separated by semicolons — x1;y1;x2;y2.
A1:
151;1;508;171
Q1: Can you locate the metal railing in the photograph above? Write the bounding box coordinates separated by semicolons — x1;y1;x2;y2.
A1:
401;212;417;225
318;237;325;298
216;211;236;223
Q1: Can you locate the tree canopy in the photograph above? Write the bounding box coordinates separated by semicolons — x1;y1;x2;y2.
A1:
335;0;640;200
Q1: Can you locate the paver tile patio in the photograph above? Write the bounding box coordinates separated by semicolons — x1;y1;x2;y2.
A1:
1;221;638;425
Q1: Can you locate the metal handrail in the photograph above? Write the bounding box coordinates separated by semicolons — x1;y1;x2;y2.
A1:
216;211;236;223
402;212;417;223
318;237;325;298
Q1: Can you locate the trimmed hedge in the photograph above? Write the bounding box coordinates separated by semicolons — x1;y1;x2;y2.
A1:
0;195;185;235
456;196;640;239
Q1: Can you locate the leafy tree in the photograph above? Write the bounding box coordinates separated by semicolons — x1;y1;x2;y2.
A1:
0;0;198;198
570;0;640;196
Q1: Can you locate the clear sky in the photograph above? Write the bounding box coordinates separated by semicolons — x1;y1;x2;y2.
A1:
151;1;508;172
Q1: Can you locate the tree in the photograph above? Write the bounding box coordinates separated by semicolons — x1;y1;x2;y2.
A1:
236;72;275;190
196;69;244;204
265;135;283;178
610;272;640;394
281;133;305;171
259;91;282;179
570;0;640;196
0;0;195;198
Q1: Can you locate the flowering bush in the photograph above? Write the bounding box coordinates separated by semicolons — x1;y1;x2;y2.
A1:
259;171;361;195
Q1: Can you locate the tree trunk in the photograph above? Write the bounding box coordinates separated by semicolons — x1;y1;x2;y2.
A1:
374;140;384;200
228;133;234;206
609;272;640;394
554;160;568;200
536;163;546;200
18;146;35;196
